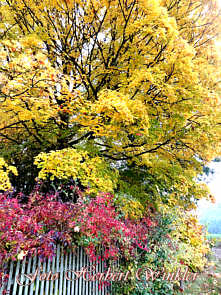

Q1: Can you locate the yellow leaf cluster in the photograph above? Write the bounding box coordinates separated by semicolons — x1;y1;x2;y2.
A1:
34;148;118;194
115;194;145;219
0;157;17;191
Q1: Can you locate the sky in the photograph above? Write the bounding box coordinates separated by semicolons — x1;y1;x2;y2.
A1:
207;162;221;201
197;161;221;218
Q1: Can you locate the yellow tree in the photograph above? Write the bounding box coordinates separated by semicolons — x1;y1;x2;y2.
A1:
0;0;220;209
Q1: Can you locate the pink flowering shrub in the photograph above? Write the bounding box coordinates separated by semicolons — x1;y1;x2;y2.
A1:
0;188;156;286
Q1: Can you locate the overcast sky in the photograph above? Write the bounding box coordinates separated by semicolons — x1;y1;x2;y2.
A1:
197;161;221;218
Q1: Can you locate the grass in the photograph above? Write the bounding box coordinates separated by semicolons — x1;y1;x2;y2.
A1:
207;234;221;240
182;250;221;295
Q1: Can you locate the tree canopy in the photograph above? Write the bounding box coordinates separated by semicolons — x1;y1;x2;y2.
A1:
0;0;221;209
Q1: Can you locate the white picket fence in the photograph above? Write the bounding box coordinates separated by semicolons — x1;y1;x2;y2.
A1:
0;245;112;295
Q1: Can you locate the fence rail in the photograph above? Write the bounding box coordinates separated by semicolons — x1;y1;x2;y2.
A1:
0;245;112;295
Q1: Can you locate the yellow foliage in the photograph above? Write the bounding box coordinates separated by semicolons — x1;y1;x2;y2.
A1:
172;210;210;271
0;157;17;191
34;148;118;194
0;0;221;208
114;194;145;219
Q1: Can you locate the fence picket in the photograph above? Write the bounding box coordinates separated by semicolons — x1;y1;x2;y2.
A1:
45;257;51;295
12;259;20;295
29;255;37;295
6;260;14;292
54;245;60;295
74;247;79;295
34;256;41;295
24;257;32;295
39;260;46;295
18;257;26;295
63;251;68;295
79;247;83;295
58;249;64;295
67;251;71;295
49;255;56;295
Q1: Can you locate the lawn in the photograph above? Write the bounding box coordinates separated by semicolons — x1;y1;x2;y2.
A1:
182;247;221;295
207;234;221;240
